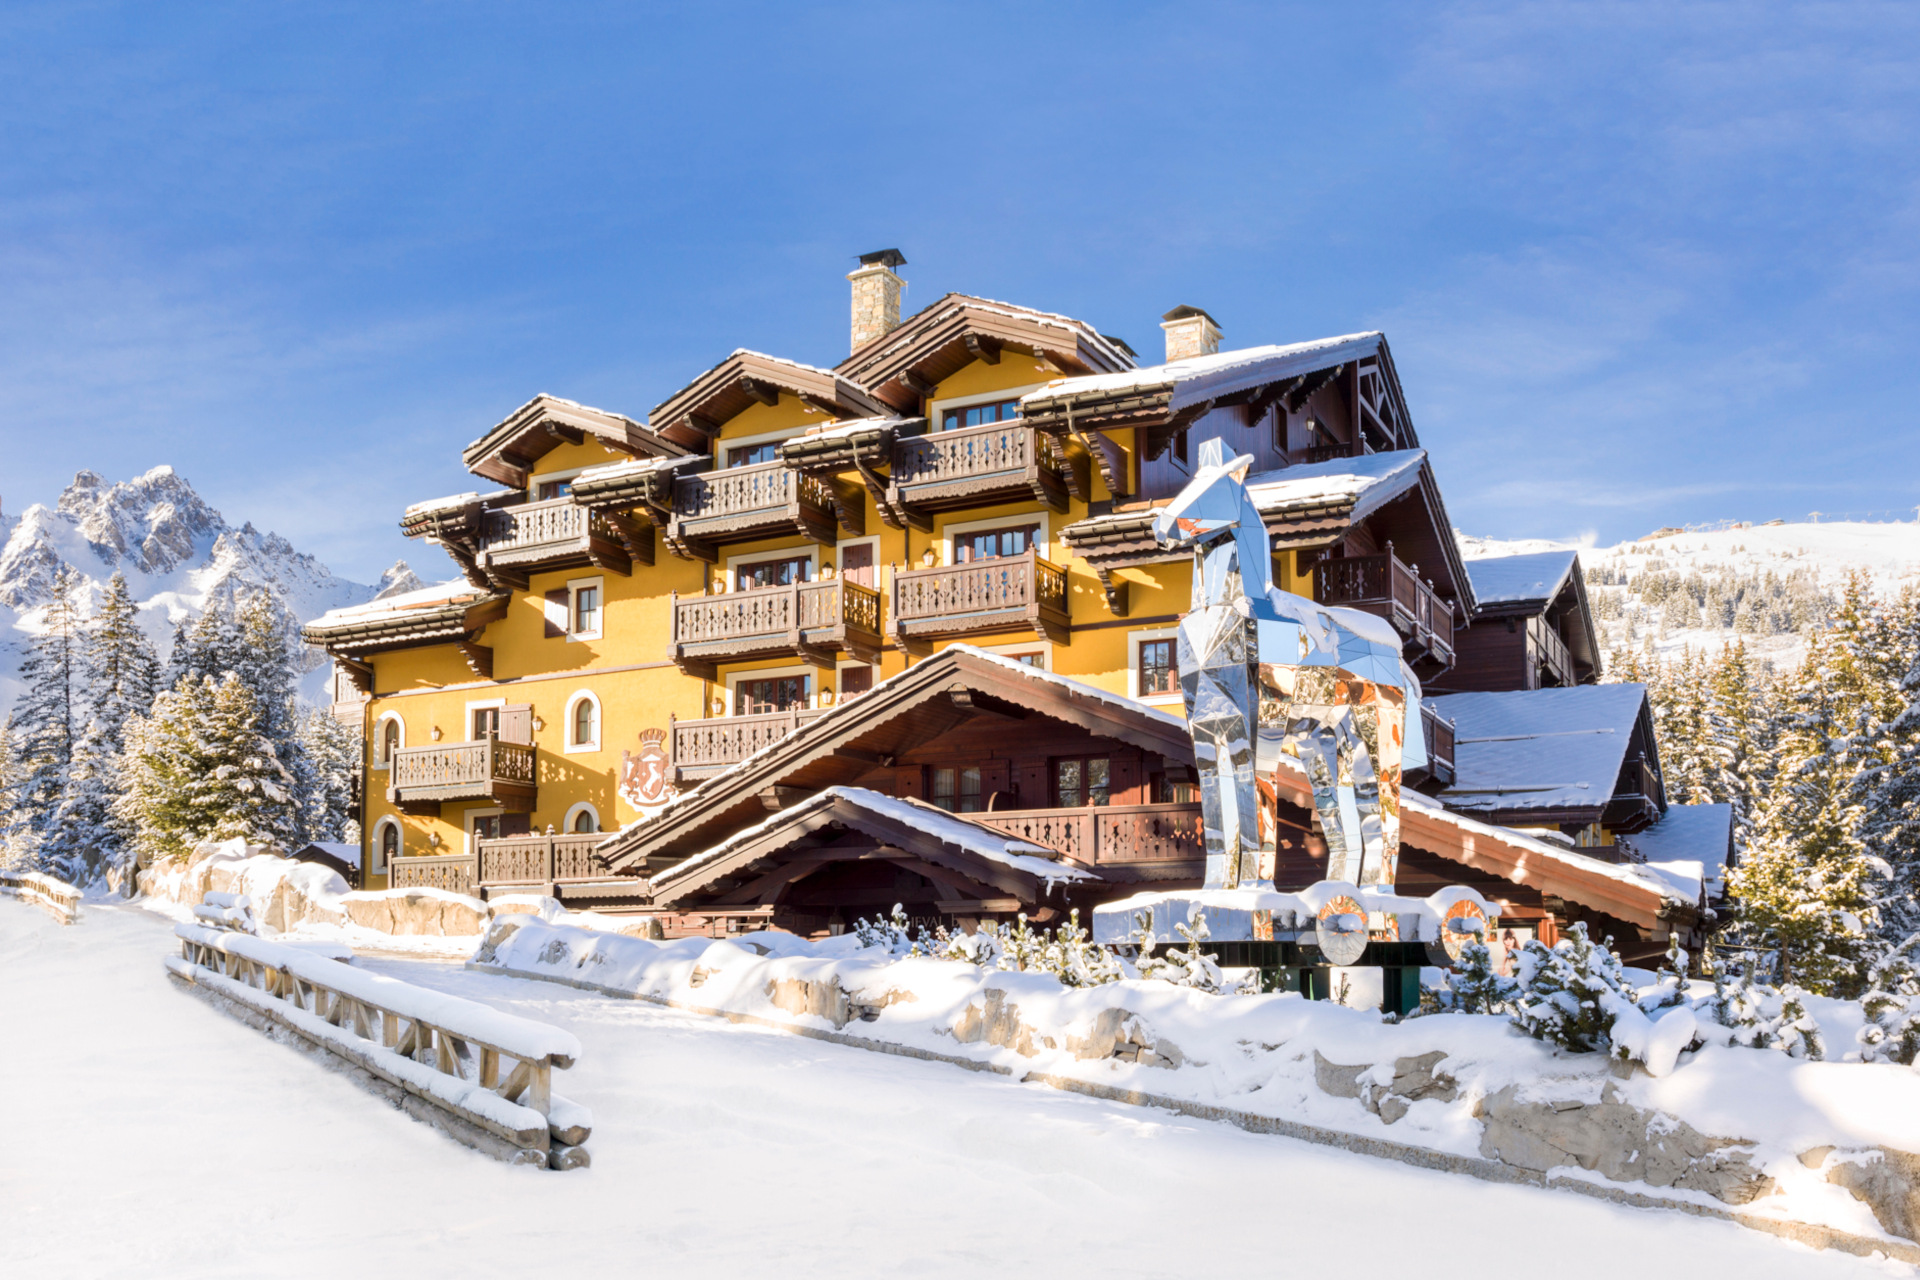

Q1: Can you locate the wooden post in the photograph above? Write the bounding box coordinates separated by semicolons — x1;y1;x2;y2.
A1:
529;1061;551;1116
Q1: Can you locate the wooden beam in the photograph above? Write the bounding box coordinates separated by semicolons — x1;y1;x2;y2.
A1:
964;333;1002;365
900;369;936;399
740;376;781;407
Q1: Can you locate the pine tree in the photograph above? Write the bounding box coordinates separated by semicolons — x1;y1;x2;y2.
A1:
201;673;298;847
11;568;86;870
1445;940;1519;1014
1859;589;1920;942
86;573;160;753
0;716;28;870
296;707;361;844
1709;640;1771;837
234;594;314;840
1509;923;1639;1054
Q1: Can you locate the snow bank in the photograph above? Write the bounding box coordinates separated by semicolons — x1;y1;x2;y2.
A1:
471;918;1920;1246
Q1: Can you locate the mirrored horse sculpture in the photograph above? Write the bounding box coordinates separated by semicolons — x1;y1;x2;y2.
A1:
1152;438;1425;892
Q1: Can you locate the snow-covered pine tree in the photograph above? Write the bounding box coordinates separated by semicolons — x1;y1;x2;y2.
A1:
160;615;197;690
201;673;298;847
235;594;315;840
10;567;87;870
87;573;161;749
1708;639;1772;838
1444;940;1519;1014
296;707;361;844
0;715;28;870
1858;588;1920;943
1508;922;1639;1054
117;679;219;865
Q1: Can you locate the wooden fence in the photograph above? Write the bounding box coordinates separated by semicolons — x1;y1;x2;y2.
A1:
0;869;82;925
166;921;591;1168
390;853;479;896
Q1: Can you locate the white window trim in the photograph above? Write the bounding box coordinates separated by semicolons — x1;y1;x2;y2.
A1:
567;575;605;641
563;801;602;835
938;511;1052;568
372;711;405;770
464;696;506;742
722;546;818;593
563;689;603;754
717;412;832;466
1127;627;1184;707
975;640;1054;671
463;807;504;857
926;381;1048;436
832;535;882;590
724;664;818;714
370;817;402;875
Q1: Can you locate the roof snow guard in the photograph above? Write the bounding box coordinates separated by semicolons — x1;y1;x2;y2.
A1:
463;394;678;488
836;293;1136;412
648;350;887;449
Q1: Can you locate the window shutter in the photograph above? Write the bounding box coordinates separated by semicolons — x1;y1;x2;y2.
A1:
500;812;532;838
544;589;570;638
980;759;1011;809
499;704;534;745
1016;762;1049;807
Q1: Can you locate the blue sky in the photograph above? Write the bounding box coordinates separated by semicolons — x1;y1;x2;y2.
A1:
2;2;1915;584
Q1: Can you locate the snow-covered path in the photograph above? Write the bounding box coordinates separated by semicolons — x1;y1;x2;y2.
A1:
0;905;1903;1279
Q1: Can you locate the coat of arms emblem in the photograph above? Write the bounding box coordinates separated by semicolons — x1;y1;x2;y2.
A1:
619;728;674;814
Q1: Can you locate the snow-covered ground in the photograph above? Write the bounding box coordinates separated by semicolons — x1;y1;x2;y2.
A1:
0;904;1901;1278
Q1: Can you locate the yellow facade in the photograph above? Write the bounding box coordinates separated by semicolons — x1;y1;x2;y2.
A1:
351;347;1212;886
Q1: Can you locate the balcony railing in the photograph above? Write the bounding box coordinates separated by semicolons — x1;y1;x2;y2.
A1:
476;497;631;575
1526;614;1578;688
669;708;830;781
389;853;477;896
476;833;611;888
669;580;882;676
387;739;537;812
888;548;1070;646
1305;442;1361;464
668;459;839;554
1604;755;1663;831
974;803;1204;870
889;421;1074;515
1311;547;1455;666
1414;702;1456;788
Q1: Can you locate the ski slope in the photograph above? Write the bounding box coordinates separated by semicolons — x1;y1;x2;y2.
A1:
0;905;1899;1279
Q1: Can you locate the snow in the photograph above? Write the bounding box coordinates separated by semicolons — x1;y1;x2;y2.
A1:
1021;332;1380;410
1243;449;1427;522
1466;550;1581;606
573;453;704;483
1632;804;1734;901
787;415;913;443
1429;685;1649;817
301;840;362;870
305;578;494;629
1;905;1897;1277
403;490;491;516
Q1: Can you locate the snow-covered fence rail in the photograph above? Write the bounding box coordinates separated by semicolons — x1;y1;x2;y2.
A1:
165;922;591;1168
191;889;257;933
0;869;82;924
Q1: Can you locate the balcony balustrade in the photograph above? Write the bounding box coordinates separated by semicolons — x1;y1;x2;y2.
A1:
973;803;1204;875
669;579;882;678
1411;702;1456;789
888;421;1081;517
475;497;633;579
1311;546;1455;667
669;708;830;782
475;833;611;889
1604;755;1664;831
888;547;1069;647
1526;614;1578;688
388;854;478;896
386;739;536;813
667;460;841;559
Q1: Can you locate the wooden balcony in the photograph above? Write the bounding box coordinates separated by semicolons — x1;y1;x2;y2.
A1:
389;854;478;896
1312;547;1455;667
475;497;633;583
1604;755;1663;831
669;580;882;679
669;708;830;782
888;548;1069;648
476;833;611;889
887;421;1083;519
666;460;841;560
1526;614;1577;688
1305;442;1361;464
386;740;536;814
974;803;1203;878
1409;702;1456;789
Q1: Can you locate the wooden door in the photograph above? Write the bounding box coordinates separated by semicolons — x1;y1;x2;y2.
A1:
840;543;875;587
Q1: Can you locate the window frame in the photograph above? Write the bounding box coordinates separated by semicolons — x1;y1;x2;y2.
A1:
565;575;604;642
371;817;401;875
925;383;1048;444
724;664;816;716
465;697;506;743
563;802;601;835
1053;755;1113;809
1127;627;1183;707
373;712;405;770
723;547;818;594
563;689;602;754
939;398;1021;432
939;512;1051;569
463;806;505;856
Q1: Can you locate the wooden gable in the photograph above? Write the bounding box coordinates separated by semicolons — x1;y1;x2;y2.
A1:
648;350;887;450
462;394;675;488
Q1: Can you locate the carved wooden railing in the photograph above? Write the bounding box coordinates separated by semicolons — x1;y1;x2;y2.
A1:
476;834;610;887
1527;614;1577;688
889;548;1069;642
477;498;601;555
974;803;1204;867
671;580;881;651
388;739;537;807
1419;702;1456;783
673;460;833;523
1312;549;1454;663
168;922;590;1167
894;420;1058;487
390;854;478;896
670;708;829;777
1306;442;1360;463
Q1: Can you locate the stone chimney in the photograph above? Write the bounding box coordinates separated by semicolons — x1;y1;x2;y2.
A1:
1160;305;1222;362
849;249;907;353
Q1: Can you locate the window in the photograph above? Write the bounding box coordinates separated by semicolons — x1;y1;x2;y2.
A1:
839;665;874;699
1139;639;1177;697
376;821;400;872
472;813;504;842
736;675;809;715
472;706;501;740
535;478;574;501
954;523;1038;563
565;691;601;753
565;803;600;834
931;766;983;813
729;442;780;467
735;554;810;592
1150;773;1198;805
1055;757;1111;808
942;399;1020;431
838;541;875;587
572;584;601;636
1005;652;1044;668
376;716;401;768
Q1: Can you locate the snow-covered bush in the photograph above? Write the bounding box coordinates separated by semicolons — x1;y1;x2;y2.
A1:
1421;940;1518;1015
1699;962;1826;1060
1133;909;1233;992
852;904;921;955
1508;923;1641;1055
1857;938;1920;1065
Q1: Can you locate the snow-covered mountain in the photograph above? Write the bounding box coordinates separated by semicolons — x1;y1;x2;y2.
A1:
1459;521;1920;674
0;467;424;712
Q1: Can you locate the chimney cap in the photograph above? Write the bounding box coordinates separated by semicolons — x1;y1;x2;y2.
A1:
1161;304;1219;326
858;248;907;269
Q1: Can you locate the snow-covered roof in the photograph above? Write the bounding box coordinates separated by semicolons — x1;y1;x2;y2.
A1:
790;416;913;443
1630;803;1733;902
307;579;492;628
1021;332;1381;412
462;392;646;456
298;841;362;869
1243;449;1426;523
652;785;1095;894
1465;550;1580;608
1429;685;1650;816
574;454;703;483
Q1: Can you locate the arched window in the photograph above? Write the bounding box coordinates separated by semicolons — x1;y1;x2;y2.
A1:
572;807;598;834
564;690;601;753
376;714;403;767
374;820;401;873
